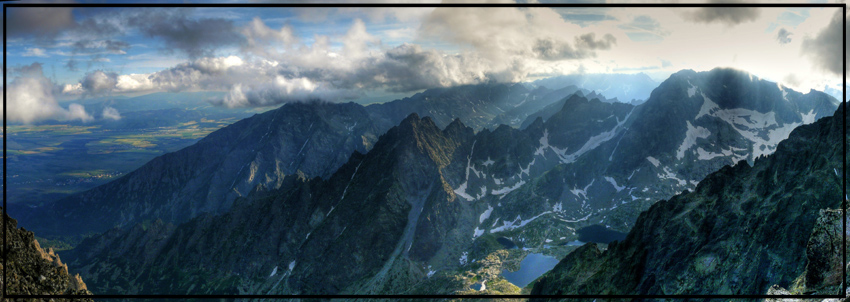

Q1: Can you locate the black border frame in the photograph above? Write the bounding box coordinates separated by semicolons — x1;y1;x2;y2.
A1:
1;2;846;300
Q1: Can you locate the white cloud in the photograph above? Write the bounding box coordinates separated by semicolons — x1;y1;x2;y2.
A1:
102;106;121;120
115;74;156;92
81;70;119;96
22;47;48;57
49;7;844;108
8;63;93;124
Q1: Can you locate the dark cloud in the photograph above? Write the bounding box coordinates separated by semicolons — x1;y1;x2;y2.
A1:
361;44;489;92
684;2;760;26
575;33;616;50
7;5;122;46
106;40;130;53
533;33;615;61
533;39;583;60
802;10;844;76
7;7;76;41
71;17;122;40
128;9;245;58
776;28;792;45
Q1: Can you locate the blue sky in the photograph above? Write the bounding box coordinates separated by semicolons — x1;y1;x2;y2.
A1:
3;1;844;124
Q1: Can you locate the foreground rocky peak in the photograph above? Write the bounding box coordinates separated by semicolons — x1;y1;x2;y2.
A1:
1;208;93;300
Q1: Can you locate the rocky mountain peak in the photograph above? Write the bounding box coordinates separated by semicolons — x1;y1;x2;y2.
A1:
1;208;93;299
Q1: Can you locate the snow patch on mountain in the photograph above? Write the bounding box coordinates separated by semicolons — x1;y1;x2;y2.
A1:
658;166;687;186
687;80;697;98
801;109;816;124
329;160;364;216
677;121;711;159
454;182;475;202
558;108;634;163
696;147;731;161
490;211;553;233
696;94;719;120
646;156;660;167
479;205;494;223
454;140;481;201
695;92;816;159
535;129;552;157
604;176;625;192
562;212;592;223
491;180;526;197
519;159;535;176
780;84;788;101
473;227;485;239
570;179;595;199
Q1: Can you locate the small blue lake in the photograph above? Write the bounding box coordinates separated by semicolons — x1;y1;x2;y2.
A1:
500;253;560;288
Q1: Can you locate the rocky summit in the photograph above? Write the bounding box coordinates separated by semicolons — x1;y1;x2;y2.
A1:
1;208;93;301
530;103;847;297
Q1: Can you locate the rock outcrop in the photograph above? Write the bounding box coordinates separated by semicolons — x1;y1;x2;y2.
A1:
1;208;93;301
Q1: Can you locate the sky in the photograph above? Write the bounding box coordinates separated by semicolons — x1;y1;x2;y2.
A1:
3;1;845;124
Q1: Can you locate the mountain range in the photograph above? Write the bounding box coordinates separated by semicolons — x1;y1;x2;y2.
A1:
531;102;846;297
8;68;842;296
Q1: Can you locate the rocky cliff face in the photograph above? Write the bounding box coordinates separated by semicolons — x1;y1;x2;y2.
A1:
1;208;92;300
530;103;847;297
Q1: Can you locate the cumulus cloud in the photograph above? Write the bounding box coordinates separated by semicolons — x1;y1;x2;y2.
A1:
802;10;844;76
67;13;615;108
776;28;792;45
102;106;121;120
241;17;298;57
59;10;623;108
72;44;509;107
353;43;494;92
81;70;119;96
8;63;93;124
684;4;760;26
